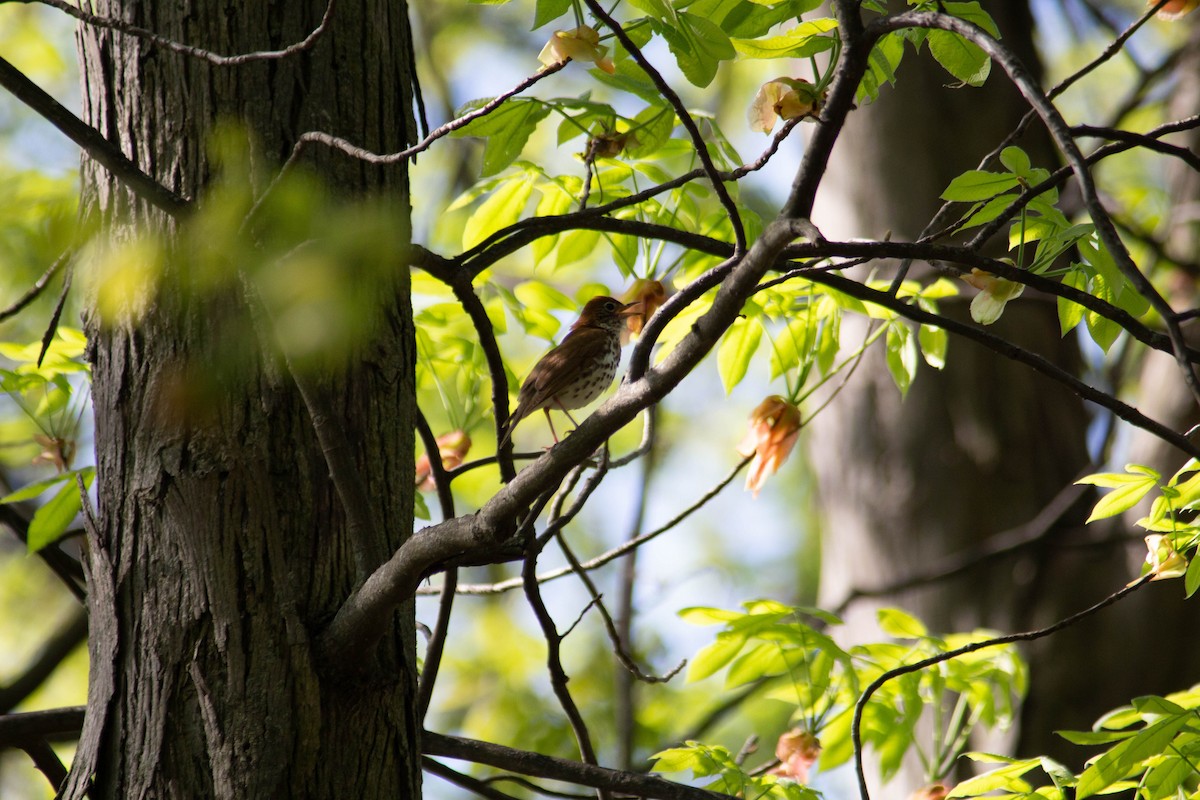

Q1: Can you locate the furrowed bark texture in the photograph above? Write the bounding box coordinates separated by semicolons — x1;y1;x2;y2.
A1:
67;3;418;798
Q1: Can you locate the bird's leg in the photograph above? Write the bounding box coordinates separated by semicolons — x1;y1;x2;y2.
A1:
553;401;584;439
542;408;561;443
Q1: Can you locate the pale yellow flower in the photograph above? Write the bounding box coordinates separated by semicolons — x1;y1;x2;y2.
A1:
748;77;824;134
538;25;615;74
1142;534;1189;581
961;268;1025;325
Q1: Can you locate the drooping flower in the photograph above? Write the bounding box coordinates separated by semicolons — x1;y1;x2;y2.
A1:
1152;0;1199;19
748;77;825;134
538;25;616;74
415;429;472;492
1142;534;1189;581
770;729;821;783
622;278;667;338
736;395;802;498
961;268;1025;325
909;783;952;800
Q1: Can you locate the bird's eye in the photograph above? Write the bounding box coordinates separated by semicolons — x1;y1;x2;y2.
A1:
605;300;617;311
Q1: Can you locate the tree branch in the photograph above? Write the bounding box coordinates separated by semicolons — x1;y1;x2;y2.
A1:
0;705;85;746
319;218;808;668
0;55;190;218
28;0;339;65
423;731;739;800
0;250;71;324
0;606;87;713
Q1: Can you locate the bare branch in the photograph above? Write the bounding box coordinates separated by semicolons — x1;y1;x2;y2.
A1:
0;55;190;218
423;731;740;800
0;606;88;712
422;456;748;597
0;250;71;324
254;62;568;218
415;410;457;723
0;705;85;746
30;0;338;66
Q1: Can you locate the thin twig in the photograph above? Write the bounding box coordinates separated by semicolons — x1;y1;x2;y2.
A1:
34;0;339;66
850;574;1153;800
421;456;749;596
415;411;457;723
423;730;738;800
252;62;567;223
423;757;523;800
0;250;71;324
0;55;190;218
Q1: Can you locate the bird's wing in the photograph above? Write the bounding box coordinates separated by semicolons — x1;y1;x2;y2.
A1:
519;330;611;408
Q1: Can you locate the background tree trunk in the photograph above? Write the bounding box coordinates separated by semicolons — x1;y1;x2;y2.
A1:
811;1;1200;788
66;3;419;797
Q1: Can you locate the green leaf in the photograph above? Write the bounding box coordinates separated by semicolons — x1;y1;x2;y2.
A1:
679;606;743;624
462;175;534;249
1076;713;1189;798
947;756;1039;797
1185;550;1200;598
717;316;762;393
1076;467;1159;522
927;29;991;85
877;607;927;639
0;473;71;504
452;99;551;177
731;19;837;59
1131;695;1186;715
688;632;748;681
1057;265;1088;335
942;170;1021;202
885;321;917;396
1084;272;1122;353
918;324;947;369
413;491;431;521
532;0;571;27
999;146;1031;177
27;468;93;552
858;32;904;103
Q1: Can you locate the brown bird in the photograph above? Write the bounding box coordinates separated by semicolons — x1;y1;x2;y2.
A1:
500;295;639;448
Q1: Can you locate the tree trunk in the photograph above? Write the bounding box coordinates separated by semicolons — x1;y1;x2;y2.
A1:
66;3;419;797
811;0;1200;786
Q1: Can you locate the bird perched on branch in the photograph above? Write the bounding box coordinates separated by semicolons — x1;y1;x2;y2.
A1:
499;295;639;448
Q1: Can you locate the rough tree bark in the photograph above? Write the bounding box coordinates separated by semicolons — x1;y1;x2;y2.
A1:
66;3;419;797
811;0;1200;785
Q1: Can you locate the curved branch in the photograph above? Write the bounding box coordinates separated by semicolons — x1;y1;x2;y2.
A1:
800;270;1200;459
34;0;338;66
0;55;190;218
0;250;71;324
423;731;738;800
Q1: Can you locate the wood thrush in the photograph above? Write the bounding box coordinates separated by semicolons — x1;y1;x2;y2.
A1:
499;295;639;448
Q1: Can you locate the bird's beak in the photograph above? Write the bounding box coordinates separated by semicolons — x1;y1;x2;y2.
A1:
618;301;642;317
